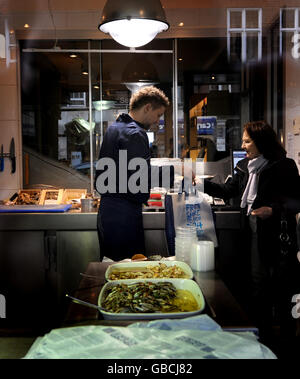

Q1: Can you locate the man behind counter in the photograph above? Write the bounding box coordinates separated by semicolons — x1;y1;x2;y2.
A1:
95;86;170;261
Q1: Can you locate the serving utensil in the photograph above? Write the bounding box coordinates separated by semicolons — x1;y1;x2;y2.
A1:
66;294;107;312
80;272;102;280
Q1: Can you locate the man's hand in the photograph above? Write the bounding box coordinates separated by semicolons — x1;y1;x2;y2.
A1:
192;171;196;186
251;206;273;220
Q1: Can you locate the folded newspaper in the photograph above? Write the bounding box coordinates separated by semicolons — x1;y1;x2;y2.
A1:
24;315;276;359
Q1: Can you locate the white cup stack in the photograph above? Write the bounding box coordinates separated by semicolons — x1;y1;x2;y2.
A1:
175;225;198;265
190;241;215;272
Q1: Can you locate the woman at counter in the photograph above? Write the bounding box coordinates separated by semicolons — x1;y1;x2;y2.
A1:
204;120;300;351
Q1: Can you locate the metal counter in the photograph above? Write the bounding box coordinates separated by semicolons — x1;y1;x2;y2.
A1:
0;210;167;328
0;210;165;231
0;207;246;329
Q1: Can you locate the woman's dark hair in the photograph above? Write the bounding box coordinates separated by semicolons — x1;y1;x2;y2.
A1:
243;121;286;160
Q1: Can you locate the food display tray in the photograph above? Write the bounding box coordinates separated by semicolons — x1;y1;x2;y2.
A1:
40;189;64;205
105;260;193;281
0;204;72;213
98;278;205;320
62;189;87;203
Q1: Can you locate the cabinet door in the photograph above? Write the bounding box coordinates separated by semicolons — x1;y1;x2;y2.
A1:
56;231;100;310
214;212;250;307
0;231;47;325
144;230;168;256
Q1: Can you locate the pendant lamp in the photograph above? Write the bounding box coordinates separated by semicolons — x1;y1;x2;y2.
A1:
98;0;169;48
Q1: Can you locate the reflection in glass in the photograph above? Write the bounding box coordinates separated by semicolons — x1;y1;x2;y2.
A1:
100;50;173;158
284;31;297;58
229;32;242;62
20;33;275;192
281;8;296;29
246;32;259;61
20;41;91;188
20;40;173;190
246;10;259;29
230;11;242;29
178;38;241;166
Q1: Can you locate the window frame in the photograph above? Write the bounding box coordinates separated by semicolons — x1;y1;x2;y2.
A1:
227;8;262;62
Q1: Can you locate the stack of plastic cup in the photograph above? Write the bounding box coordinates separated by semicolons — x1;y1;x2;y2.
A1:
175;225;198;265
190;240;215;272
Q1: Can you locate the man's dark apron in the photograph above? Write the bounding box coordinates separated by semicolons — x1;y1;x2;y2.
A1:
97;196;145;261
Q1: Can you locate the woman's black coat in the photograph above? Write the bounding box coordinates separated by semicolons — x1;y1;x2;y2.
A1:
204;157;300;266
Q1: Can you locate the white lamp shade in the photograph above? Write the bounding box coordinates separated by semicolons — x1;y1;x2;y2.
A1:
98;0;169;47
100;19;168;48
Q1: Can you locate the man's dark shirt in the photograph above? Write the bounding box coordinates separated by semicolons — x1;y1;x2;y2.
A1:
95;113;151;205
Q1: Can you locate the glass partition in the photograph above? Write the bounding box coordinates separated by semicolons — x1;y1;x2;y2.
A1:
177;38;242;165
20;39;173;192
19;6;300;190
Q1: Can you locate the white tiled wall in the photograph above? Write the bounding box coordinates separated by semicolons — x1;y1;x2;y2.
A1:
0;51;22;200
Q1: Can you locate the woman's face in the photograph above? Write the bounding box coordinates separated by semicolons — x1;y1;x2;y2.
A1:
241;131;261;159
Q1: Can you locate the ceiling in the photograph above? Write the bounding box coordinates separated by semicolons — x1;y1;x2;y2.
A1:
0;0;283;40
1;0;286;93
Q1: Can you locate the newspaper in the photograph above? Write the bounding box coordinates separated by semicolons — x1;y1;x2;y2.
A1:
24;315;276;359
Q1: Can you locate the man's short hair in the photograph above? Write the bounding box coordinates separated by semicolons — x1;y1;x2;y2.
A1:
129;86;170;112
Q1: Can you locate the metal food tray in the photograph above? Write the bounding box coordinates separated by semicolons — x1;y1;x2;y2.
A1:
105;260;193;281
98;278;205;320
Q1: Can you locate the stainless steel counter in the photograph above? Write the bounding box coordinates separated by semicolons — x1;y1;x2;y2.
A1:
0;207;247;330
0;210;165;231
0;209;168;329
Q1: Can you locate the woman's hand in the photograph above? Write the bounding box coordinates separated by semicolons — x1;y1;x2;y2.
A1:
251;206;273;219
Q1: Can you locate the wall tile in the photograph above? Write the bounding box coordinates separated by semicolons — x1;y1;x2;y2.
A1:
0;85;19;121
0;60;17;86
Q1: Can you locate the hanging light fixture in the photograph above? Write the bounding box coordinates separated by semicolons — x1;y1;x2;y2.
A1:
122;55;159;93
98;0;169;48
